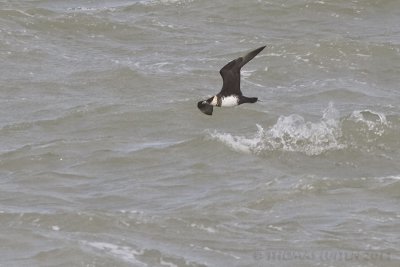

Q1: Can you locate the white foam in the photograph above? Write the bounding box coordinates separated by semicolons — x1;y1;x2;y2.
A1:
84;241;144;266
208;129;260;154
376;175;400;181
160;258;179;267
126;140;184;153
241;70;254;78
140;0;194;6
209;102;346;156
268;225;283;231
190;223;217;233
15;9;34;17
349;110;388;137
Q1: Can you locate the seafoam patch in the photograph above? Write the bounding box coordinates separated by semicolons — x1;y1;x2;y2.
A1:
140;0;195;6
349;109;388;137
83;241;145;266
190;223;217;233
208;102;346;156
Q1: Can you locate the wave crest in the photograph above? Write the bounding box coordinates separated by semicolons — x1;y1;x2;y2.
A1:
208;103;394;156
209;103;344;156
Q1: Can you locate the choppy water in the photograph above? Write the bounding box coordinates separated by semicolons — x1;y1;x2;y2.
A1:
1;0;400;266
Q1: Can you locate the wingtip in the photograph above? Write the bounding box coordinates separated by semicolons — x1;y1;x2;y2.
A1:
250;45;267;56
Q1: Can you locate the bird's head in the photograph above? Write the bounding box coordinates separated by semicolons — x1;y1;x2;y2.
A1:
197;99;213;116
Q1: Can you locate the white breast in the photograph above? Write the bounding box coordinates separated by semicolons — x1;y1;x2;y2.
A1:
221;95;239;107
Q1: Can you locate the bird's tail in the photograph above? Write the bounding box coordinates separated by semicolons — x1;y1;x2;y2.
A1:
239;96;258;104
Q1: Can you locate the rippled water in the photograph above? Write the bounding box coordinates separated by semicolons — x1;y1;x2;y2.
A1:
1;0;400;266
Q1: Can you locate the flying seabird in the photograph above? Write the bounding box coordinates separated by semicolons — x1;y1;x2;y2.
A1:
197;45;266;115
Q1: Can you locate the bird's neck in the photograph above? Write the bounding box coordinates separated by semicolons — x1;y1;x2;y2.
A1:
209;95;219;106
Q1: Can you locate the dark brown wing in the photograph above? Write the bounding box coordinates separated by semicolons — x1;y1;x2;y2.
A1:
219;58;242;96
218;46;266;97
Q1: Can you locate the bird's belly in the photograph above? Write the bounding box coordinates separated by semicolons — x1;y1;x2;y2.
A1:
221;95;239;107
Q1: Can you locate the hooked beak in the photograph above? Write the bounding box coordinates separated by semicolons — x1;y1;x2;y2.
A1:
197;101;213;115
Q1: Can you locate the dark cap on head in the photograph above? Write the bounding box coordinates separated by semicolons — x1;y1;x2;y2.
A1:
197;101;213;115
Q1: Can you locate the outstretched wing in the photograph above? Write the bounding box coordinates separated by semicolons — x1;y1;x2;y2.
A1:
219;58;242;96
218;46;266;97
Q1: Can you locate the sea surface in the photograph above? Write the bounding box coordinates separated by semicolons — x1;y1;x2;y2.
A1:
1;0;400;266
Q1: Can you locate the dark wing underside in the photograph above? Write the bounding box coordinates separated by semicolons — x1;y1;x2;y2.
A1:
218;46;266;97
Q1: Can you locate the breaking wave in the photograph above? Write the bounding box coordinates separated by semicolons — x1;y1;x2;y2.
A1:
208;103;395;156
